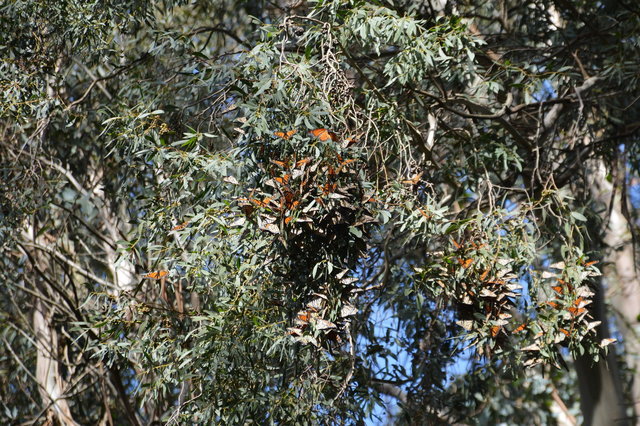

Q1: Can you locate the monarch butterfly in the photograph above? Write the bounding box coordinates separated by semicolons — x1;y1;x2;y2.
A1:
340;303;358;317
315;318;337;330
274;174;291;185
491;325;501;338
568;306;586;316
143;270;168;279
310;128;338;142
271;159;289;168
295;158;311;167
551;285;563;294
558;328;570;336
457;258;473;268
287;327;303;336
240;204;255;216
402;172;423;185
306;297;325;312
600;338;617;347
555;278;574;293
513;323;527;334
297;310;311;322
260;222;280;234
171;221;188;231
274;130;296;139
283;189;297;209
251;197;272;208
321;183;337;194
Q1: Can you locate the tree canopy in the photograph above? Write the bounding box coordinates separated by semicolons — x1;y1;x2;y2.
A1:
2;0;640;424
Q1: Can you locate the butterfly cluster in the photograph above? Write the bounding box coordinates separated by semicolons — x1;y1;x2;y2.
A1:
449;234;603;366
450;236;522;357
236;127;374;348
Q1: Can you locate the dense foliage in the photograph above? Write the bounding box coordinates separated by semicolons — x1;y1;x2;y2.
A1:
2;0;640;424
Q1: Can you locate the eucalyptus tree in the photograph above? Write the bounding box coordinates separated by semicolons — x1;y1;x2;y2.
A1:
2;0;640;425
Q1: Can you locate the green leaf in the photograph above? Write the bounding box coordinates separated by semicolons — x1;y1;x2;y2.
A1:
571;211;587;222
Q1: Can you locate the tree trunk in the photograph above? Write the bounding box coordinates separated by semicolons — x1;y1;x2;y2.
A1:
33;300;79;426
576;159;635;425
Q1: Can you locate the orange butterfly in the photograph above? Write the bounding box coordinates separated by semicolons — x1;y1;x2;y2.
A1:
274;130;296;140
143;270;168;279
568;304;586;316
297;311;311;322
171;221;188;231
251;197;272;208
513;323;527;334
310;128;338;142
295;158;311;167
556;278;573;293
321;183;337;195
402;172;423;185
282;189;297;209
457;258;473;268
271;159;289;168
491;325;501;338
418;208;430;218
274;174;291;185
479;269;490;281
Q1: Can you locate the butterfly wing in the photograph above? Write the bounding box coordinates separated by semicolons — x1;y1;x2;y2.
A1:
274;130;296;140
143;270;168;279
310;128;337;142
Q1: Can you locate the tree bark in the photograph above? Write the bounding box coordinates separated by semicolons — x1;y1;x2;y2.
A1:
577;159;635;425
33;300;79;426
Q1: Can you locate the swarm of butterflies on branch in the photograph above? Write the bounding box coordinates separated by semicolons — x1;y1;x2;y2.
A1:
137;127;371;348
446;232;605;366
242;128;373;347
152;127;375;344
